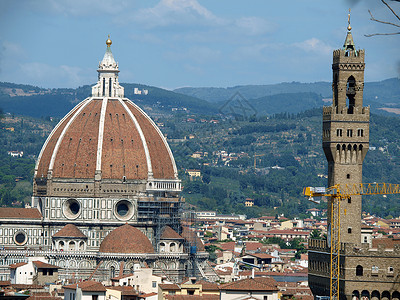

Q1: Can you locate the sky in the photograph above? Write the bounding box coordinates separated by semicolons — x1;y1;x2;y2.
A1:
0;0;399;89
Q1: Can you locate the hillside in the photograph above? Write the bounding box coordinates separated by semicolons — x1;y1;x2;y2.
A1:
1;78;399;119
175;78;400;115
0;82;217;118
2;108;400;218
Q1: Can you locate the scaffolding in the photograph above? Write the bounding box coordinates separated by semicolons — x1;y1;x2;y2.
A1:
181;210;200;278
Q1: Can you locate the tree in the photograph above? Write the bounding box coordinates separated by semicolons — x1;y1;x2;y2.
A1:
310;229;323;240
366;0;400;37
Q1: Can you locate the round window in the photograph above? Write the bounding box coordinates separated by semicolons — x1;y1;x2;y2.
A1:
70;202;80;215
14;231;27;245
114;200;134;220
63;199;81;219
117;203;129;216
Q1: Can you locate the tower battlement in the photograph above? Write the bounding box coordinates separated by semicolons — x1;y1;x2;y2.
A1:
323;105;369;116
333;49;365;62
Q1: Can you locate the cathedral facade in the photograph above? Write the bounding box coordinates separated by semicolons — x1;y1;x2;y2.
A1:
0;37;209;283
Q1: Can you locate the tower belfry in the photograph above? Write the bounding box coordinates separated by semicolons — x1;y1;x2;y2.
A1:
323;11;369;245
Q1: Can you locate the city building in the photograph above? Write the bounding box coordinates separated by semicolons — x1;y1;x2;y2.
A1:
0;37;209;283
308;14;400;298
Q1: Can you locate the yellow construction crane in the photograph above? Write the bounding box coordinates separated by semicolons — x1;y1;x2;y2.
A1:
254;153;265;169
303;183;400;300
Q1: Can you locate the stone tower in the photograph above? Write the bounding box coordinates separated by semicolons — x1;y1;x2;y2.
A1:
322;14;369;245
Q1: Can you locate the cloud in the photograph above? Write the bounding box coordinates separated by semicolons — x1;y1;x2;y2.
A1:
234;17;276;36
0;40;26;74
293;38;333;55
36;0;132;17
231;43;280;62
132;0;224;28
2;41;26;58
18;62;91;87
165;46;221;64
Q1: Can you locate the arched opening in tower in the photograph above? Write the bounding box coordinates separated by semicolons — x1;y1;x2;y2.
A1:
346;76;356;114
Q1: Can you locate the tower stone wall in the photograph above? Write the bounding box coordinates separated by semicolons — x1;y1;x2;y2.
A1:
322;28;369;245
309;16;400;299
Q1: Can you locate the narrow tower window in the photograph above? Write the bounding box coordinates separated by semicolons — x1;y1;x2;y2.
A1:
337;129;343;137
347;129;353;137
346;76;356;114
356;265;363;276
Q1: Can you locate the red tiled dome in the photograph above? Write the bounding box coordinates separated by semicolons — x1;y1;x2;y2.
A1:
34;98;176;181
53;224;86;238
99;224;154;253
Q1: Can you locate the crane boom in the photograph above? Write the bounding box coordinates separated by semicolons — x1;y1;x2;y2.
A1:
304;183;400;300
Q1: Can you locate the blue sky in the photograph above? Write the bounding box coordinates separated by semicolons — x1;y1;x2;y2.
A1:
0;0;399;89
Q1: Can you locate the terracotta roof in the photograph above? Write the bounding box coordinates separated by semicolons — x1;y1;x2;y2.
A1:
141;292;158;298
35;96;176;181
0;208;42;219
11;284;44;289
9;262;27;269
372;237;400;249
247;253;274;259
219;277;278;291
181;227;205;251
26;295;62;300
32;261;60;269
111;273;134;280
0;280;11;287
99;224;154;254
218;242;235;251
53;224;86;238
159;284;180;290
165;296;219;300
26;292;62;300
64;280;106;292
195;280;219;291
106;286;138;295
161;226;183;240
245;242;263;251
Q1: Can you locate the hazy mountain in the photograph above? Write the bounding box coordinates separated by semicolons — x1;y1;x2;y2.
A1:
1;78;399;119
0;82;217;118
174;78;400;106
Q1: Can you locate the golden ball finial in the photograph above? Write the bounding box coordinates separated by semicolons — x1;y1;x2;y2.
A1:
106;35;112;47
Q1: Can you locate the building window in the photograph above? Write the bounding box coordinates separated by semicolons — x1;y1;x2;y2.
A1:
348;197;351;204
364;236;367;243
110;266;115;278
372;266;379;274
337;129;343;137
347;129;353;137
348;228;352;234
388;266;394;273
347;174;351;179
152;281;157;288
356;265;363;276
357;129;364;137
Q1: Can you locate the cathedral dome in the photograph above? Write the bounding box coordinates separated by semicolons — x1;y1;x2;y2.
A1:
34;38;178;187
34;96;176;181
99;224;154;253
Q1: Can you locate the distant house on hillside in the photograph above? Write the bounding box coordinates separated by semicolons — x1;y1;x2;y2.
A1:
7;151;23;158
